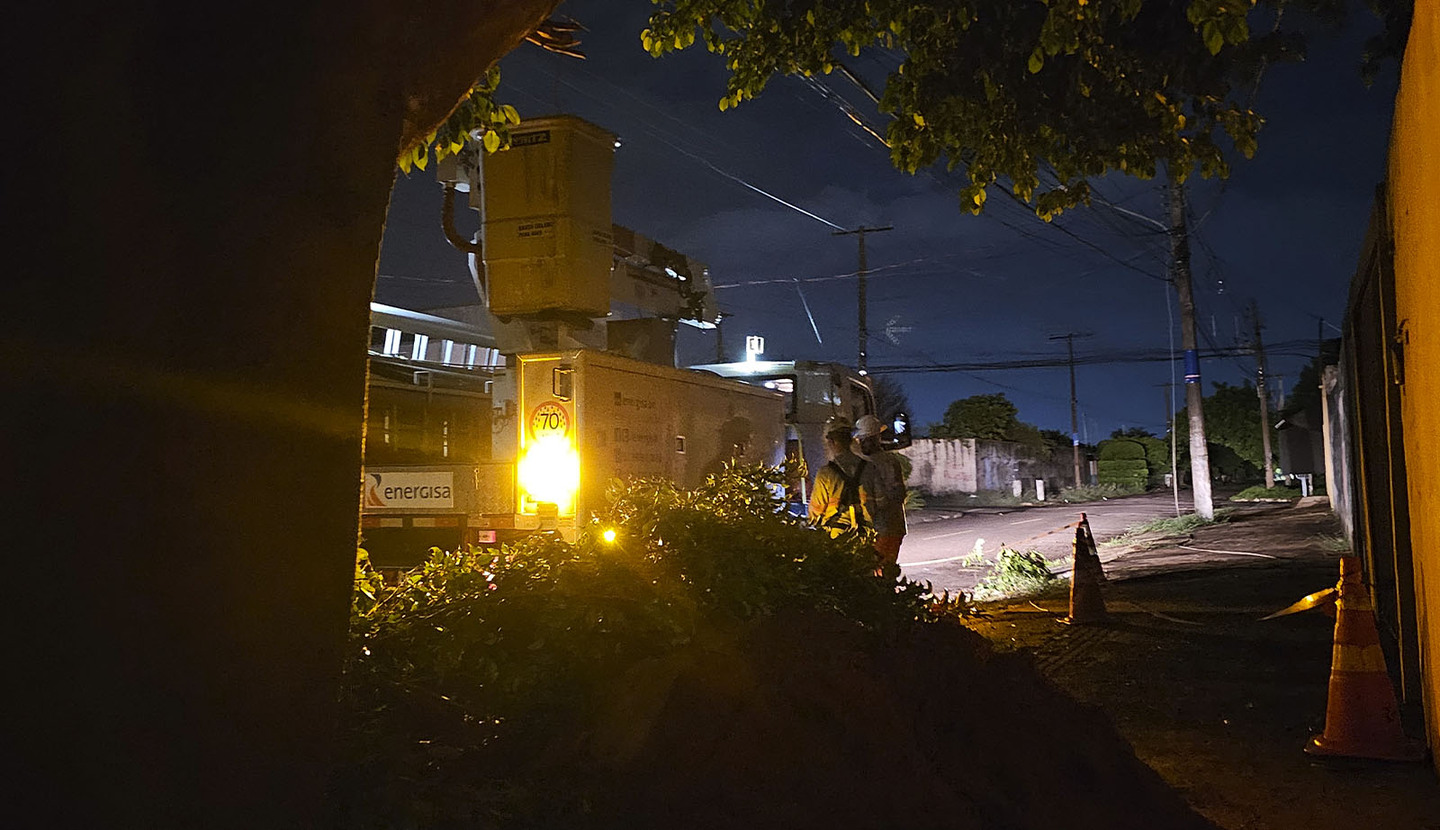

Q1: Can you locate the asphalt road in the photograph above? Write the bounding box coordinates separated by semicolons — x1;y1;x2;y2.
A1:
899;491;1195;593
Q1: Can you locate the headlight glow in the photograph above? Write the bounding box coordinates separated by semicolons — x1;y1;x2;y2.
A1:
517;435;580;514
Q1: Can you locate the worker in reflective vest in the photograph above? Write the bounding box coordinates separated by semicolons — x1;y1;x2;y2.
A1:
808;416;882;553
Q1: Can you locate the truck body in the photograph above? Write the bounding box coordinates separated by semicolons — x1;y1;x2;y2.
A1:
361;348;786;565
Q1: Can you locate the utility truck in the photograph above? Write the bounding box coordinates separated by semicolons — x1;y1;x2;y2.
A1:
361;347;892;565
359;114;898;566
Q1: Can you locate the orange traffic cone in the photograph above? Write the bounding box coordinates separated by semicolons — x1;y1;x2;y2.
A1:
1079;513;1106;583
1066;513;1106;625
1305;556;1424;761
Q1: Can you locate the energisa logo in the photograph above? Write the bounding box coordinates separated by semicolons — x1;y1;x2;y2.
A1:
364;472;455;509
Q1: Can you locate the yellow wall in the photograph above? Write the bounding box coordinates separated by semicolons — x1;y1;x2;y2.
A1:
1388;0;1440;770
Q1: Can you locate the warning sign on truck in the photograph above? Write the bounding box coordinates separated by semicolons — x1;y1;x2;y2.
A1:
530;402;571;440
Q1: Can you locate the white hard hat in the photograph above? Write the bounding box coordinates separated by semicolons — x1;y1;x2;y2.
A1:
854;414;887;439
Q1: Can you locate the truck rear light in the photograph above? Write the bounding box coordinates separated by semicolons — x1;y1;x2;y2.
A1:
473;529;498;544
517;434;580;516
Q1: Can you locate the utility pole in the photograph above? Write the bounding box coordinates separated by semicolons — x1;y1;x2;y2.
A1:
1049;331;1091;488
1249;300;1275;488
1168;176;1214;520
834;225;893;373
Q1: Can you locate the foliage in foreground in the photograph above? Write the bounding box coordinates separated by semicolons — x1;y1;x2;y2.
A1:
336;465;960;828
1103;508;1235;547
642;0;1332;217
976;547;1058;599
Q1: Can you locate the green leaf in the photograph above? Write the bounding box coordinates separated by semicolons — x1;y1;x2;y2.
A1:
482;130;501;153
1027;48;1044;73
1202;22;1223;55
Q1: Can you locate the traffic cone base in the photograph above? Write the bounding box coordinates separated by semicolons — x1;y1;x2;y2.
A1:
1304;557;1424;762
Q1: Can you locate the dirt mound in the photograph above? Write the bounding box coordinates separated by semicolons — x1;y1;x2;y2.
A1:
586;612;1216;830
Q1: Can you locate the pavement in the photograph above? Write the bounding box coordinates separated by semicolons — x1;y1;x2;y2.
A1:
900;491;1195;593
961;496;1440;830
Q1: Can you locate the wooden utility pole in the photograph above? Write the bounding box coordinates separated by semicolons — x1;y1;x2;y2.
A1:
834;225;893;373
1168;177;1214;519
1250;301;1275;488
1049;332;1091;488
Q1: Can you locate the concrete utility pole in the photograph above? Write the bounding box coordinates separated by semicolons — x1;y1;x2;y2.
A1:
1168;177;1214;520
1049;331;1091;488
834;225;893;373
1250;301;1275;488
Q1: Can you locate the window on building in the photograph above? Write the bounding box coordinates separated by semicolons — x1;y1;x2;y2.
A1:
364;386;490;465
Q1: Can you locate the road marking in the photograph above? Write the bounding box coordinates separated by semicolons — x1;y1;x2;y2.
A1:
913;528;977;541
902;554;973;567
1008;517;1044;525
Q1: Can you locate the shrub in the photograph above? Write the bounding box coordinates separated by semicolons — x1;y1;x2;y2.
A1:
336;465;956;827
1097;438;1146;460
1231;484;1303;501
904;488;926;510
1096;459;1148;489
1103;508;1235;546
1095;439;1150;489
1058;482;1143;503
975;547;1057;599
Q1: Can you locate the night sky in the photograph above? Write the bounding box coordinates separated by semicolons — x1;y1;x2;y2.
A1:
377;0;1400;440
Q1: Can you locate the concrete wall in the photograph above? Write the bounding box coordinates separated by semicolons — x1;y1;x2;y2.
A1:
902;438;979;494
901;438;1027;495
1388;0;1440;769
976;441;1023;491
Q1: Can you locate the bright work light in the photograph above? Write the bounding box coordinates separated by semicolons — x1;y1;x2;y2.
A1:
517;434;579;514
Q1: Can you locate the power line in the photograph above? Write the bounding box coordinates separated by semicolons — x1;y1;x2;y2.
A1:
870;340;1311;373
507;71;850;231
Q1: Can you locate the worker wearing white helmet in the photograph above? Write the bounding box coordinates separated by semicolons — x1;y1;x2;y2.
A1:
855;413;908;576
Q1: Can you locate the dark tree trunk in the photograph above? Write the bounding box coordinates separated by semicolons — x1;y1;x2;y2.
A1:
4;2;557;826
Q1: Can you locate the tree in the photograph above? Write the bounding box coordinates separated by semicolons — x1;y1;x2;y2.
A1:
1112;427;1157;440
1174;381;1271;479
929;393;1046;453
1040;428;1076;453
642;0;1397;521
641;0;1341;216
931;393;1021;439
869;374;913;426
12;2;562;825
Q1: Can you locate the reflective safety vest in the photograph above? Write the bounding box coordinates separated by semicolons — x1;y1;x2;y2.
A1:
819;458;871;533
